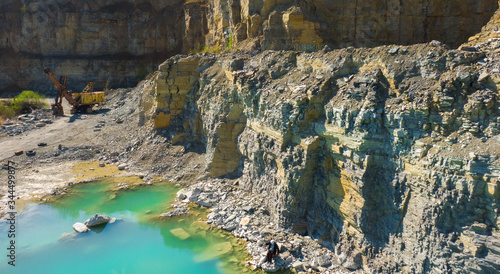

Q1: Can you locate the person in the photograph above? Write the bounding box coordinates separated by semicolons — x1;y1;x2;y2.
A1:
265;240;279;263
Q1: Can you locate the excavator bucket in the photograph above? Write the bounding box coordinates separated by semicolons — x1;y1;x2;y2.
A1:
51;103;64;116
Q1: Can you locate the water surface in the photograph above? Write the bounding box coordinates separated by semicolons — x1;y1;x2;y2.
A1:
0;180;249;273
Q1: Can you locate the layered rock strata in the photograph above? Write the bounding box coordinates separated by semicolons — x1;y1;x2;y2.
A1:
0;0;185;93
142;41;500;272
1;0;498;93
184;0;498;50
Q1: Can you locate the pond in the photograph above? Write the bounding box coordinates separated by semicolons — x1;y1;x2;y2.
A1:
0;180;252;273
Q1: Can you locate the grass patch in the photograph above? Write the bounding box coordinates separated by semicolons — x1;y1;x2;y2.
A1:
189;34;238;55
0;101;16;118
0;91;47;122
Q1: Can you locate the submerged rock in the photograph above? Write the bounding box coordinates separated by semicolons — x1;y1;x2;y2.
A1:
196;242;233;262
159;208;189;218
170;228;191;240
84;214;111;227
73;222;89;233
59;232;78;241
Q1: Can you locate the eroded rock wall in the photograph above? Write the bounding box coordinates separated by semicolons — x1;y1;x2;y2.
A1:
0;0;185;93
183;0;498;50
143;41;500;272
1;0;498;93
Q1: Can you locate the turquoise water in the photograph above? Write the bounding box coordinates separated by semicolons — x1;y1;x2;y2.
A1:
0;181;248;274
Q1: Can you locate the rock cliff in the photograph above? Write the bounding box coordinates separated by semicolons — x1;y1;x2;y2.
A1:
141;35;500;271
0;0;186;93
1;0;498;93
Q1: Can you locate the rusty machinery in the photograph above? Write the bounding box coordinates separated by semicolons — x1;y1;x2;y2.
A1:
44;68;105;115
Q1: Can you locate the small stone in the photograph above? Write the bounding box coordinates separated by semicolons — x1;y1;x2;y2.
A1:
478;72;490;83
242;205;254;213
117;163;127;170
292;261;304;270
459;46;478;52
37;142;47;147
240;217;250;226
430;40;444;47
99;163;105;167
469;152;477;160
35;123;46;127
388;47;399;55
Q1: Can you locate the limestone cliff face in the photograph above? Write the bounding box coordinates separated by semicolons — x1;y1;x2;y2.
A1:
1;0;498;93
0;0;185;93
183;0;498;51
142;42;500;272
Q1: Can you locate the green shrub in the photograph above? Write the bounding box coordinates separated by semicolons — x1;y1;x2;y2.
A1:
0;101;15;118
225;34;234;50
11;90;47;114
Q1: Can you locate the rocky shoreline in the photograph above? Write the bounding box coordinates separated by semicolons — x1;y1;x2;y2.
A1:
165;179;357;273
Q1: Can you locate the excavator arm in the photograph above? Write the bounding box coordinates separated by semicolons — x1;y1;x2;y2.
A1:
44;68;79;115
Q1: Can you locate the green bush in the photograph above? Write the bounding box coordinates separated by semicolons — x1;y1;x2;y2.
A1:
0;101;15;118
225;34;234;50
11;90;47;114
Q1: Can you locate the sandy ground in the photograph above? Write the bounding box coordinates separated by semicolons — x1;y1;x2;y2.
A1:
0;86;206;219
0;90;126;217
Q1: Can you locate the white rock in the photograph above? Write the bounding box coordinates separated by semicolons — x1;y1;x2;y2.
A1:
177;188;201;202
73;222;89;233
117;163;127;170
292;261;304;270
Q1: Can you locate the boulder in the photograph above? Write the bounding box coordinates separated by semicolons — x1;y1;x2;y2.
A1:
312;254;331;267
338;251;362;270
84;214;111;227
177;188;201;202
73;222;89;233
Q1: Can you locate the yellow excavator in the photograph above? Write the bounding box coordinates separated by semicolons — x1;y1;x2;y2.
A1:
44;68;105;115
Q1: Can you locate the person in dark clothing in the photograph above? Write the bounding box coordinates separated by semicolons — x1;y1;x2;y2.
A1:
265;240;279;263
